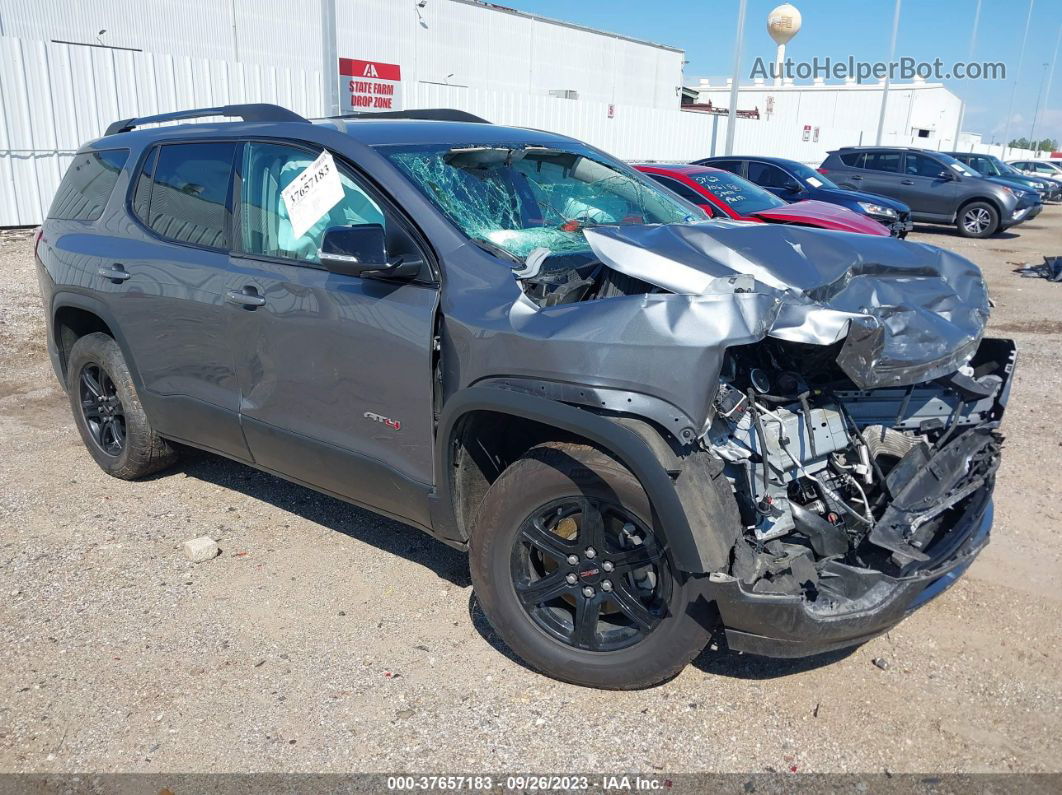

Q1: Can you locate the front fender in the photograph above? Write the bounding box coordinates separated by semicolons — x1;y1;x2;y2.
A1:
430;386;735;573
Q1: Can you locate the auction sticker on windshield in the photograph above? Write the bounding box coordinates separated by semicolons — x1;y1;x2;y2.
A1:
281;150;344;239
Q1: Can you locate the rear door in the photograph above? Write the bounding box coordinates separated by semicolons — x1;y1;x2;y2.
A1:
227;140;439;526
854;150;904;197
897;152;959;216
116;140;250;459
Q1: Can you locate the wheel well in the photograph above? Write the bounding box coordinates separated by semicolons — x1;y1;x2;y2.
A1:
450;410;590;539
957;196;1002;222
54;306;113;378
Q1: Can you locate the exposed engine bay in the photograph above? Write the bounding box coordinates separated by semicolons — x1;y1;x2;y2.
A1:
704;337;1012;598
508;222;1014;600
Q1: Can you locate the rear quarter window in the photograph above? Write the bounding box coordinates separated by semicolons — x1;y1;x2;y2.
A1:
838;152;865;168
48;149;129;221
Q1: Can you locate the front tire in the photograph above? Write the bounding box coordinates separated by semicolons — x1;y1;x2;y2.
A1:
469;443;716;689
956;201;1000;238
66;332;177;479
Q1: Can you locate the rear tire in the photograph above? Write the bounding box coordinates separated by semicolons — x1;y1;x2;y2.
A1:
66;332;177;480
469;443;716;689
956;201;999;238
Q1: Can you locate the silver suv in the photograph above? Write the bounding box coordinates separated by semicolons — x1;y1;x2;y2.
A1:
819;146;1041;237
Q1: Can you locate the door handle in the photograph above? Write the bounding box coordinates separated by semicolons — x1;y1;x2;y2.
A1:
851;175;863;180
901;179;914;185
226;287;266;309
97;264;131;282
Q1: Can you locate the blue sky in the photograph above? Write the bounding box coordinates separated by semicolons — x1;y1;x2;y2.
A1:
501;0;1062;144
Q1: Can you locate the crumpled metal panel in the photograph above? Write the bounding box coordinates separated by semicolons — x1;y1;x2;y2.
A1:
584;223;990;389
440;241;780;434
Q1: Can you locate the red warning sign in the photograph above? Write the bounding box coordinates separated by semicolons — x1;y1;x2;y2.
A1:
339;58;403;113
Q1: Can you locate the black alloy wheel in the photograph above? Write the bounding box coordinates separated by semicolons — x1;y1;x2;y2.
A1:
78;362;126;456
511;495;671;652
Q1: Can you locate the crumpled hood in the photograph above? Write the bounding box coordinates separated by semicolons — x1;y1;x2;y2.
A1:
584;222;990;389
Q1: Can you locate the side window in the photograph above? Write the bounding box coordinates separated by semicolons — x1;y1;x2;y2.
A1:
864;152;902;173
710;159;743;176
48;149;129;221
238;142;385;263
133;142;237;249
647;174;711;209
838;151;865;168
746;162;789;188
904;153;944;177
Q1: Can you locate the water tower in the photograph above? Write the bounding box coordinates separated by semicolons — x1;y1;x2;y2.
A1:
767;4;802;86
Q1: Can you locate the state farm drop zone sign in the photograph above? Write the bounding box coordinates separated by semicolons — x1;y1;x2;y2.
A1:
339;58;403;113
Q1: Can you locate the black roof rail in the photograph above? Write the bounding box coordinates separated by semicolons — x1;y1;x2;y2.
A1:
104;103;309;136
335;108;491;124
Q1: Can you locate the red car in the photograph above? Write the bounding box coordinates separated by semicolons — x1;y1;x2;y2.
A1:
634;164;890;236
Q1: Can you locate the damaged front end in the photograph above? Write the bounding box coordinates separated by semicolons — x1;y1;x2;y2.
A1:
386;138;1014;657
571;223;1015;657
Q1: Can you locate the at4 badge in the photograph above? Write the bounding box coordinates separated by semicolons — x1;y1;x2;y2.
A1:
364;411;401;431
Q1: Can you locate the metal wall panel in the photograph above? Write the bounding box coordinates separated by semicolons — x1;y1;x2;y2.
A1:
0;36;322;225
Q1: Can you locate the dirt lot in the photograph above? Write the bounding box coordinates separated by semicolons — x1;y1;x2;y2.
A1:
1;209;1061;775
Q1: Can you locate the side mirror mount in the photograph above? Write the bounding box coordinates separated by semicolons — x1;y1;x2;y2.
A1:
318;224;419;280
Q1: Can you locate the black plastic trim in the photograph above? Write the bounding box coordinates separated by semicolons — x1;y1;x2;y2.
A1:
432;386;709;572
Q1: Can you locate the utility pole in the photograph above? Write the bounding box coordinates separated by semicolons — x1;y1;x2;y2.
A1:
1041;25;1062;147
1030;62;1050;154
320;0;340;116
875;0;902;146
724;0;748;156
1000;0;1035;157
952;0;982;150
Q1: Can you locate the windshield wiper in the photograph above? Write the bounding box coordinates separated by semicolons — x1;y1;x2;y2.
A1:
471;238;521;264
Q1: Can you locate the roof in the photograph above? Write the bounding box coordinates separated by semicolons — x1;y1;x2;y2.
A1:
331;118;580;148
90;116;581;151
702;155;807;168
459;0;683;53
631;163;722;175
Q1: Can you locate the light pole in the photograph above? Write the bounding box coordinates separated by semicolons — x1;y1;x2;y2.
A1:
952;0;982;150
875;0;902;146
1030;62;1050;155
724;0;748;156
1000;0;1036;157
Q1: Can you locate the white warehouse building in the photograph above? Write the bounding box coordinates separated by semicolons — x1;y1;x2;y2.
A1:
691;77;965;159
0;0;1028;225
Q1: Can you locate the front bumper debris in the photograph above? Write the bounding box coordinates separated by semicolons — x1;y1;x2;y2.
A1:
710;498;992;658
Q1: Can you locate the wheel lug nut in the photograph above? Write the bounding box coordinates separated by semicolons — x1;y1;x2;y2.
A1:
565;573;578;585
567;554;579;565
584;546;596;559
602;561;614;572
582;586;594;598
601;580;613;592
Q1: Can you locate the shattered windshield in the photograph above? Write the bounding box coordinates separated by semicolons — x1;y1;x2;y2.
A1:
382;143;698;259
689;171;787;215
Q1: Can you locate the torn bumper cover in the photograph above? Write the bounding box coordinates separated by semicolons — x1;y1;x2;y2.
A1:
584;223;990;389
712;433;997;658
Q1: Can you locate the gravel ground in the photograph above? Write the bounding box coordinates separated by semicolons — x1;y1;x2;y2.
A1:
1;210;1061;775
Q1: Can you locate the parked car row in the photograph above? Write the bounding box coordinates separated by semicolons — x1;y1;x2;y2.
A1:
641;147;1056;240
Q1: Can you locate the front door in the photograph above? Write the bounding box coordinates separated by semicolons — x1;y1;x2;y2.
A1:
896;152;959;217
228;140;439;526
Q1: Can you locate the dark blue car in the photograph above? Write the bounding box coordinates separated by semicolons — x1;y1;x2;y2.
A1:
695;156;914;237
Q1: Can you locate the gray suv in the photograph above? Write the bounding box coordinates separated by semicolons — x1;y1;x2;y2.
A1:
37;104;1015;688
819;146;1040;237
